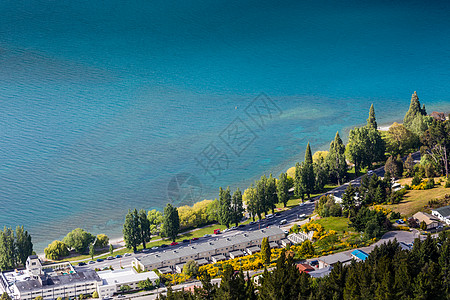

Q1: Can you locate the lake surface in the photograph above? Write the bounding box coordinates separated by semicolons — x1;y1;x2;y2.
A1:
1;0;449;251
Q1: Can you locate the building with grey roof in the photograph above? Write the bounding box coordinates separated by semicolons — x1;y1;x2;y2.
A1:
133;227;285;272
432;205;450;225
2;256;101;300
318;252;352;269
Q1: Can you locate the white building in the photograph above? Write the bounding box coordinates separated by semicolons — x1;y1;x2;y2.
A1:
431;205;450;226
96;268;158;298
1;256;100;300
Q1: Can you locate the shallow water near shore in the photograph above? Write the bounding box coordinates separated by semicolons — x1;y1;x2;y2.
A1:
1;0;450;251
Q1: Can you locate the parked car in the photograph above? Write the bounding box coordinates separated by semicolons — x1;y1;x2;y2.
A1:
182;239;190;243
141;249;150;253
88;260;95;264
249;221;256;225
279;219;287;225
115;255;122;258
214;229;221;234
170;242;179;246
192;237;199;241
106;256;114;260
151;246;159;250
124;253;132;257
230;226;237;230
298;213;306;219
203;234;212;238
368;170;374;175
160;244;168;248
96;258;103;262
266;214;274;219
238;224;245;228
395;219;405;224
78;262;86;266
283;230;289;235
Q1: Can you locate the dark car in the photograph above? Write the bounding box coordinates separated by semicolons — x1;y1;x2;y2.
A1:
78;262;86;266
238;224;245;228
160;244;168;248
96;258;103;262
192;237;199;241
115;254;122;258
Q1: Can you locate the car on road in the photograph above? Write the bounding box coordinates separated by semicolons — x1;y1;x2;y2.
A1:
182;239;190;243
160;244;168;248
214;229;221;234
249;221;256;225
96;258;103;262
203;234;212;238
117;295;125;298
368;170;374;175
78;262;86;266
283;230;289;235
279;219;287;225
141;249;150;253
124;253;132;257
192;237;199;241
238;224;245;228
266;214;274;219
300;202;305;206
230;226;237;230
298;213;306;219
152;246;159;250
106;256;114;260
170;242;179;246
115;255;122;258
88;260;95;264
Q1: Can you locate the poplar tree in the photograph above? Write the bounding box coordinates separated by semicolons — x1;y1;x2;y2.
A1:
162;203;180;242
231;188;244;227
266;174;278;214
0;227;15;271
302;143;315;198
15;226;33;266
294;162;305;200
367;103;378;129
277;172;289;207
261;237;271;265
256;175;268;215
139;209;151;249
327;131;347;185
218;187;232;228
123;209;140;252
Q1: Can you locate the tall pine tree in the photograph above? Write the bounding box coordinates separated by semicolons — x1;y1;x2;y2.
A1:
302;143;315;198
219;187;232;228
277;172;290;208
367;103;378;129
327;131;347;185
231;188;244;227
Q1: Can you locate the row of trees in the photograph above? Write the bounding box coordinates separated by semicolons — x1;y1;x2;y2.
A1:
0;226;33;271
44;229;110;260
158;232;450;300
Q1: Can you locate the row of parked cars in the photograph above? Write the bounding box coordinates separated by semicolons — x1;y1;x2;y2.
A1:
78;253;131;266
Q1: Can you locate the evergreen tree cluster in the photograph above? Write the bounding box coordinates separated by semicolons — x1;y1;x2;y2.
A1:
157;233;450;300
0;226;33;271
123;208;153;251
218;186;245;227
245;175;278;221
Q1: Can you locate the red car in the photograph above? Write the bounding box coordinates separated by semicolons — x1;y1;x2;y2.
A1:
170;242;179;246
192;237;199;241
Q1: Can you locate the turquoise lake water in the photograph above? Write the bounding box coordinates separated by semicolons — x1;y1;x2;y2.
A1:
1;0;449;251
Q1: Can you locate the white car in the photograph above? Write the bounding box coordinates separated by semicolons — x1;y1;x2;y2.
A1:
124;253;132;257
368;170;374;175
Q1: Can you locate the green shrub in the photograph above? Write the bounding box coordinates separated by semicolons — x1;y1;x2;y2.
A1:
412;174;422;186
445;178;450;188
424;178;435;190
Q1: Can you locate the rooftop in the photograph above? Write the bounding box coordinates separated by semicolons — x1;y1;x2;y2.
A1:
15;270;101;292
97;268;158;286
433;205;450;218
319;252;352;266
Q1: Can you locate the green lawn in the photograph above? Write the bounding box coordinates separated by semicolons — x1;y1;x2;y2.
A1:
311;217;351;233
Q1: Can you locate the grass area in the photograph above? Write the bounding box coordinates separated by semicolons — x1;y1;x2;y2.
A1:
379;177;449;217
311;217;351;234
